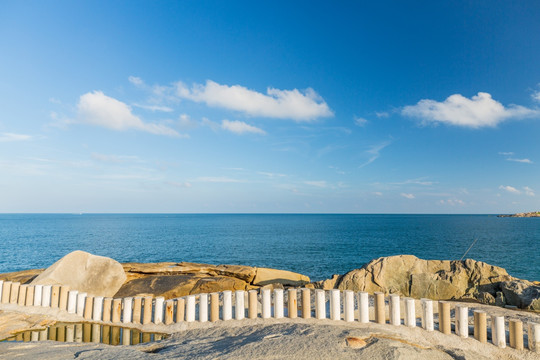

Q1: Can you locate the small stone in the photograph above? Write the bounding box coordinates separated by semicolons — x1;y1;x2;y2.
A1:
346;336;368;349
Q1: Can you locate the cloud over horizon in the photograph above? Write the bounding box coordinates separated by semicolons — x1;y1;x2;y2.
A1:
77;91;180;136
176;80;333;121
402;92;539;128
0;132;33;142
221;120;266;135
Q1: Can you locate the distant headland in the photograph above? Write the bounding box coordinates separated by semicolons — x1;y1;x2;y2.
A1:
498;211;540;218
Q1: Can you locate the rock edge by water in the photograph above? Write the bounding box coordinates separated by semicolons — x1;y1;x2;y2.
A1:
498;211;540;217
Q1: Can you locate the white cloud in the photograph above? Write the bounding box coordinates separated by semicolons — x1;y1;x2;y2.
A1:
401;193;415;199
176;80;333;121
507;158;533;164
221;120;266;135
402;92;539;128
0;132;32;142
532;90;540;103
132;103;174;112
375;111;390;118
499;185;521;194
374;192;383;196
258;171;287;178
304;180;327;188
165;181;192;188
77;91;181;136
354;116;368;127
498;151;514;156
128;76;144;86
439;199;465;206
196;176;244;183
523;186;535;197
91;153;139;164
359;140;392;168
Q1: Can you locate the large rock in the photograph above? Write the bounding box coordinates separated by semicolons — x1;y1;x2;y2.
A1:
31;251;126;297
252;267;310;287
116;261;307;298
114;274;250;298
328;255;537;309
500;280;540;311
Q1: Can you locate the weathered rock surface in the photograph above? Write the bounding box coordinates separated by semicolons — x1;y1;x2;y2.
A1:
498;211;540;218
30;251;126;297
117;261;308;298
317;255;539;311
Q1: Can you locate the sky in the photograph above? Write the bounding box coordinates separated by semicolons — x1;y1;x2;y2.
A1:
1;1;539;213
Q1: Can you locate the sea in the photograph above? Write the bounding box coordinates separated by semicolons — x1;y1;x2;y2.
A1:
0;214;538;282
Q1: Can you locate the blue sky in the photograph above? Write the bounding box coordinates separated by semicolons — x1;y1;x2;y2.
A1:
1;1;539;213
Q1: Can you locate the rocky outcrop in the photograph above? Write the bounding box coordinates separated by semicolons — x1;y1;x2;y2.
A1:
117;261;309;298
498;211;540;217
316;255;539;311
30;251;126;297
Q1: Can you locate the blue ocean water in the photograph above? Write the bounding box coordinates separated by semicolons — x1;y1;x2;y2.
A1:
0;214;538;281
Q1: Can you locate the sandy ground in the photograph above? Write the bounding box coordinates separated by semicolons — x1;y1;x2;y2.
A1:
1;301;539;360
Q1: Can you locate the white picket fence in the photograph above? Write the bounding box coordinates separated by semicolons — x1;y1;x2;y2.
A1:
0;280;539;352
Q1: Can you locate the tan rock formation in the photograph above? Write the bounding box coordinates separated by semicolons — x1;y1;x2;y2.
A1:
30;251;126;297
252;267;310;287
322;255;538;310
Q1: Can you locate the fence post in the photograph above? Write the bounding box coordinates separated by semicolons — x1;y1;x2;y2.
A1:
25;286;35;307
33;284;43;306
176;298;185;323
344;290;354;322
330;289;340;321
223;291;233;321
235;291;244;320
17;285;28;306
438;301;451;334
2;281;12;304
200;293;209;322
389;294;400;326
473;310;487;343
111;299;122;323
142;296;153;325
154;297;164;324
492;316;506;348
374;292;385;324
50;285;60;308
456;306;468;338
186;295;196;322
274;289;284;319
358;292;369;323
164;300;174;325
421;299;434;331
301;289;311;319
93;296;103;321
76;292;87;316
59;286;70;311
9;282;20;304
315;289;326;319
83;296;93;320
132;297;142;324
288;288;297;319
102;297;112;321
42;285;52;307
0;281;3;302
248;290;258;319
405;298;416;327
528;322;540;353
509;319;523;350
210;293;220;322
122;297;133;323
261;289;271;319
